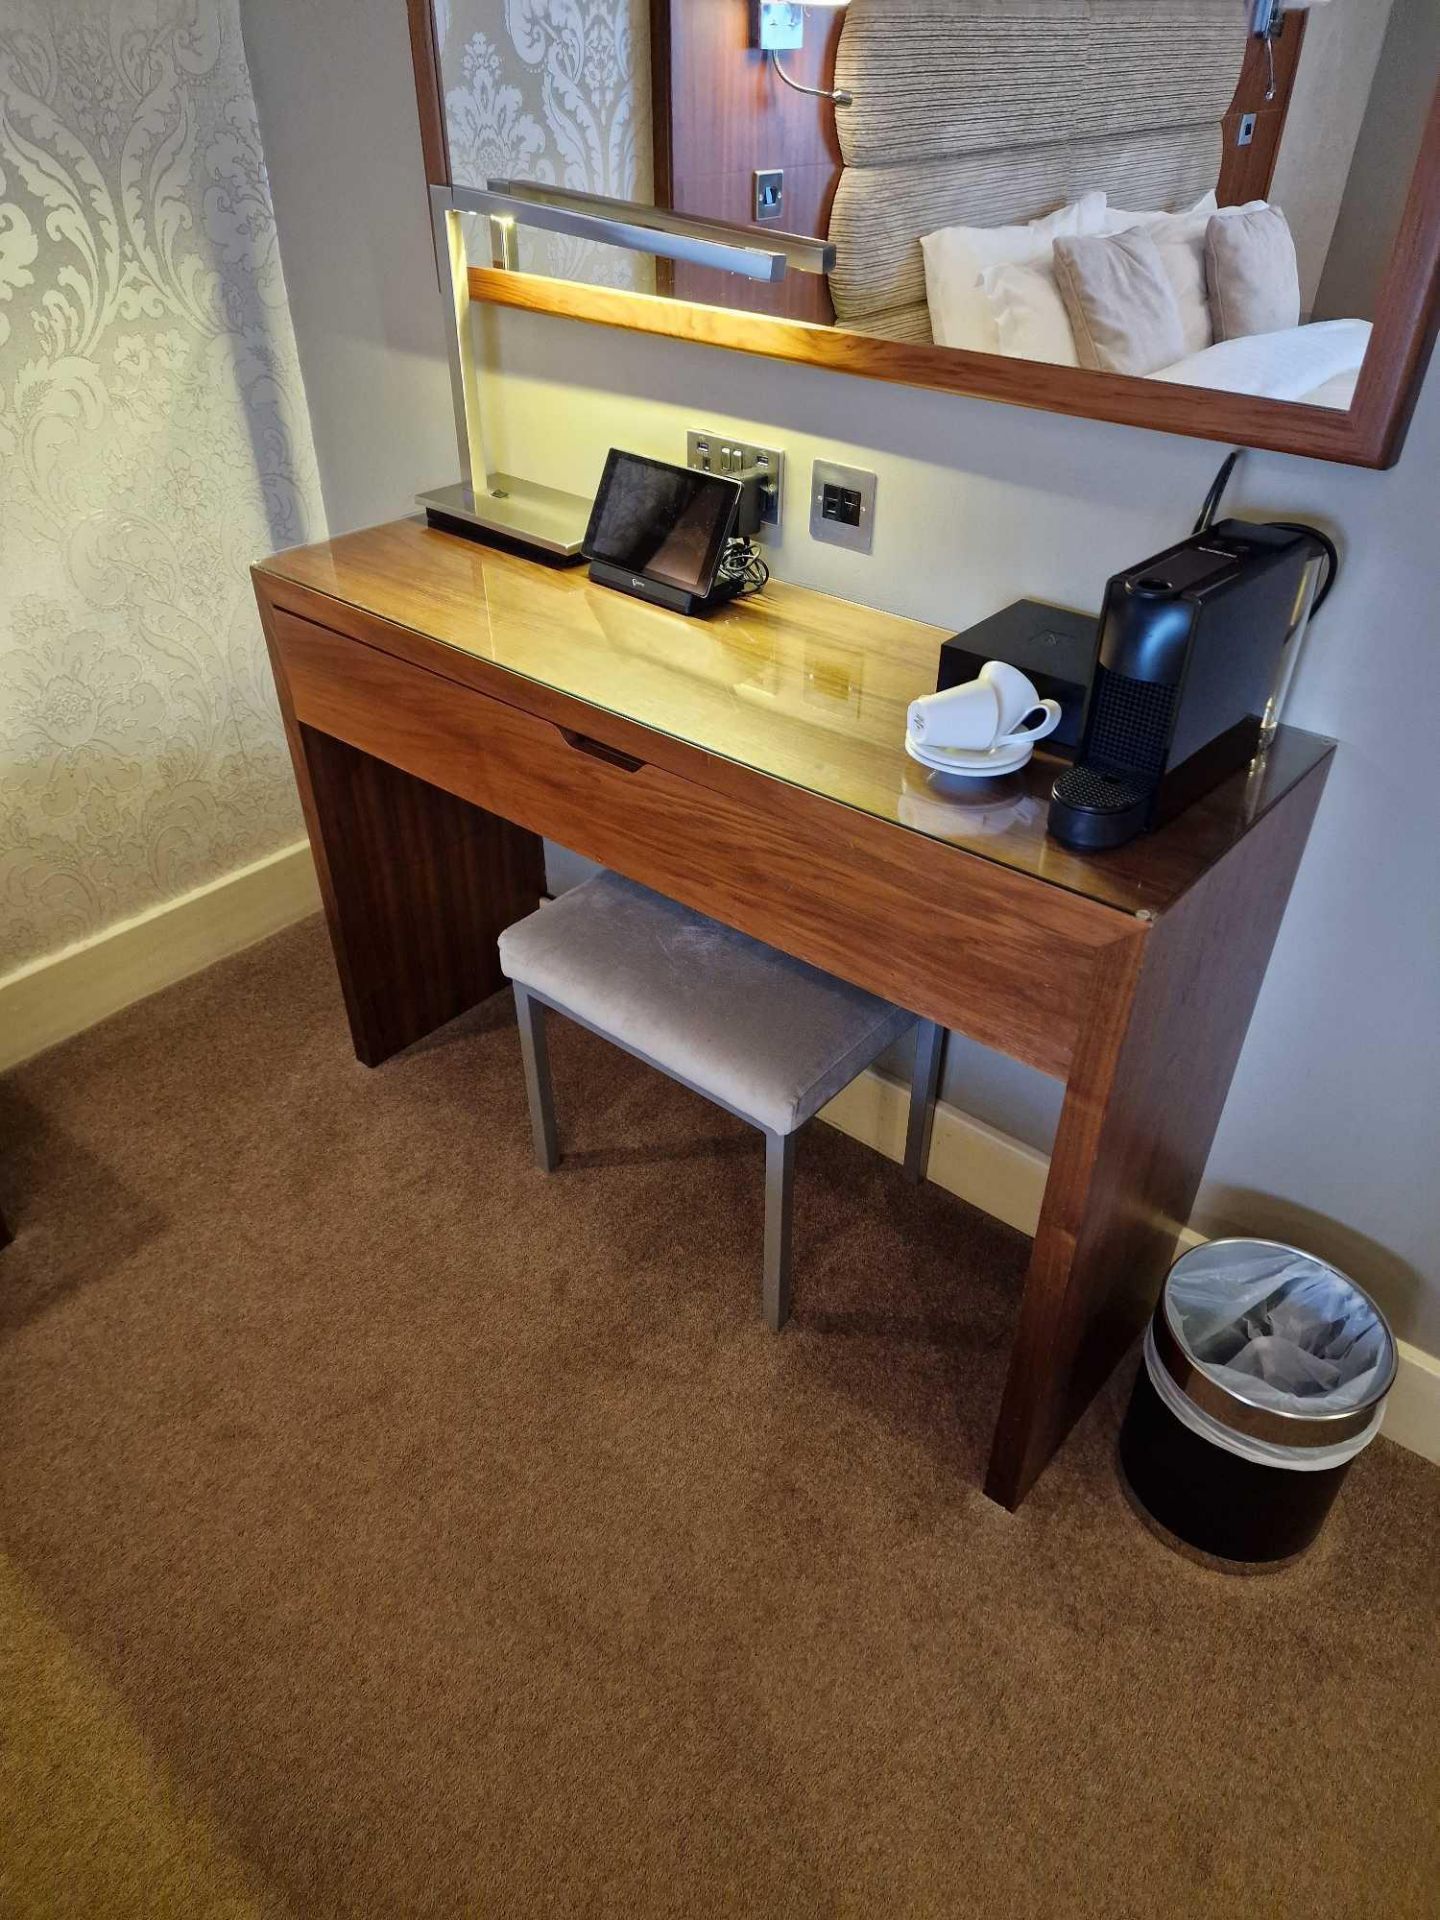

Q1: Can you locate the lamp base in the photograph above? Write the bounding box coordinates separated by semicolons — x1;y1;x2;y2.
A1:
755;3;804;52
417;477;590;565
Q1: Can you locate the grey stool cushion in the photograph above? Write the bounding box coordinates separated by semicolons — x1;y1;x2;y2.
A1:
498;873;912;1136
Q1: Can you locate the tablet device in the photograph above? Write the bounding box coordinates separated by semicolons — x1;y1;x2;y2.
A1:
583;451;742;599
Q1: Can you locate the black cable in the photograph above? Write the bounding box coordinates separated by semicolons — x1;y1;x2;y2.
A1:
1266;520;1340;615
1190;448;1339;615
1193;447;1245;534
718;536;769;596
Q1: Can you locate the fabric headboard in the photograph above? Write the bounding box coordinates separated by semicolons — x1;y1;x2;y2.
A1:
828;0;1249;342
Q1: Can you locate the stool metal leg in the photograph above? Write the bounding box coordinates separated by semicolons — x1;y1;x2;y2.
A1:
903;1019;944;1185
513;984;559;1173
762;1129;795;1333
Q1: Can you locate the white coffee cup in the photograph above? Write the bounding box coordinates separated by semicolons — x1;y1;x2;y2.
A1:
907;661;1062;753
980;660;1058;740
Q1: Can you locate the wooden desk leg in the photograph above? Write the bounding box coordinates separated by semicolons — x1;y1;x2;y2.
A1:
283;719;544;1068
985;759;1331;1510
259;563;544;1064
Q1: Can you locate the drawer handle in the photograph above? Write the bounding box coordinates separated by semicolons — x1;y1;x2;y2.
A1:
559;728;646;774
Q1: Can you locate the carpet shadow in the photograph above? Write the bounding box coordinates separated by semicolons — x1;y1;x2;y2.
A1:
0;1085;167;1339
558;1134;755;1172
391;986;519;1061
776;1127;1032;1486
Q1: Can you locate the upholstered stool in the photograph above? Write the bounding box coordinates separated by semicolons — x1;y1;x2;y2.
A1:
497;871;943;1331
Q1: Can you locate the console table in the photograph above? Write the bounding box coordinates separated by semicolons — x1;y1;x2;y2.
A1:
253;519;1332;1509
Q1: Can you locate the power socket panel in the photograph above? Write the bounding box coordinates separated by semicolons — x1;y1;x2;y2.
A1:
810;459;876;553
686;429;783;532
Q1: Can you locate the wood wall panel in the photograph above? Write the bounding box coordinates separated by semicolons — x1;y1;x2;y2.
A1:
655;0;842;322
1217;11;1306;207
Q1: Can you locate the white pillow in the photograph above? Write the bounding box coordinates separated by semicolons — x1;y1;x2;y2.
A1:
1100;190;1218;234
983;259;1079;365
1150;220;1216;356
1206;205;1301;339
1052;228;1187;376
1102;196;1265;358
921;191;1108;353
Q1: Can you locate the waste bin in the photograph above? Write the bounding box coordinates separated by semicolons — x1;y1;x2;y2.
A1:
1119;1238;1396;1566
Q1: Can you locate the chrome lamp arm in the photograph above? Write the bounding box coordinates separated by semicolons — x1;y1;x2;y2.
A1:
421;181;835;560
481;180;836;279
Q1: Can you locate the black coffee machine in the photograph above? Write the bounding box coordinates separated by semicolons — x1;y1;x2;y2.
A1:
1048;518;1328;852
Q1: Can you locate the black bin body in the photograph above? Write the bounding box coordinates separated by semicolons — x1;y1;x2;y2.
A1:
1121;1366;1357;1562
1119;1240;1395;1567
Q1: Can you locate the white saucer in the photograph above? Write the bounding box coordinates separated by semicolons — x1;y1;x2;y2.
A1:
905;732;1034;780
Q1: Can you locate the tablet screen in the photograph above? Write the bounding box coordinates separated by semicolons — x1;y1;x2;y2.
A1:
584;452;741;596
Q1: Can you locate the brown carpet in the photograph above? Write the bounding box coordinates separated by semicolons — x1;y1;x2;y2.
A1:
1;917;1437;1920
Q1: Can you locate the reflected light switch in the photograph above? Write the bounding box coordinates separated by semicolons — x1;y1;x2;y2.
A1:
754;170;784;222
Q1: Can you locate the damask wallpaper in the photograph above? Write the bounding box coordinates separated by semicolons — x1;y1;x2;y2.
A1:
0;0;323;974
436;0;654;291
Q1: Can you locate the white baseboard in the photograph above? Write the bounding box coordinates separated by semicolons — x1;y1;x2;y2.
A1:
821;1065;1052;1238
0;841;322;1074
819;1067;1440;1469
1383;1343;1440;1465
5;851;1435;1472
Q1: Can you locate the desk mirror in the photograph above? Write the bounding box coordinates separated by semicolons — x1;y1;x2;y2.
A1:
408;1;1440;468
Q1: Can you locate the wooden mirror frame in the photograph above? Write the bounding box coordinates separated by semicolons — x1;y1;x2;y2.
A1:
406;2;1440;470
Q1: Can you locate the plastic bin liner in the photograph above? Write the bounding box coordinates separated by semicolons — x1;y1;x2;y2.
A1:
1166;1242;1389;1418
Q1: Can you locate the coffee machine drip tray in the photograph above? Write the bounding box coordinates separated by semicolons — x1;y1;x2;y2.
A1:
1048;764;1155;851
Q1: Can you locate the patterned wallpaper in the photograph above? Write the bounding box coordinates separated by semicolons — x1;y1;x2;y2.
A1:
0;0;323;974
436;0;653;291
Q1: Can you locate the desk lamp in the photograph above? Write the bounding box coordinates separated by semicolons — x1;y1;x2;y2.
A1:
418;183;835;562
754;1;854;106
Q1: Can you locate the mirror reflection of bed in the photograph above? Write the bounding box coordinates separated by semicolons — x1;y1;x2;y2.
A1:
435;0;1440;413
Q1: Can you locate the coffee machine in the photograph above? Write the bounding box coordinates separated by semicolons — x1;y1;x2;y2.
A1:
1047;519;1326;851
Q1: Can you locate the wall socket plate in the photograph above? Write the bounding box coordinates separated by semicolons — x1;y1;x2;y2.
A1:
753;168;784;223
810;459;876;553
686;428;783;531
755;2;804;52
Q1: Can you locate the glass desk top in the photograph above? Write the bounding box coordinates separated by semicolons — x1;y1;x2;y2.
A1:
259;517;1335;920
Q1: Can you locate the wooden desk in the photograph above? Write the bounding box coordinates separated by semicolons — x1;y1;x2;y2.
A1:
253;520;1333;1509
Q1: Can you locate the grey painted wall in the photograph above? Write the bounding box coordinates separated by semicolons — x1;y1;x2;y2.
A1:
240;0;456;533
1269;0;1396;316
241;0;1440;1353
1315;0;1440;324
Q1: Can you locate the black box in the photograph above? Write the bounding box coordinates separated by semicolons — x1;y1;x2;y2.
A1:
937;599;1099;758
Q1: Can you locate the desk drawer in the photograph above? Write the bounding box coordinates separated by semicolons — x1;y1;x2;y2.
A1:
272;608;1122;1075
